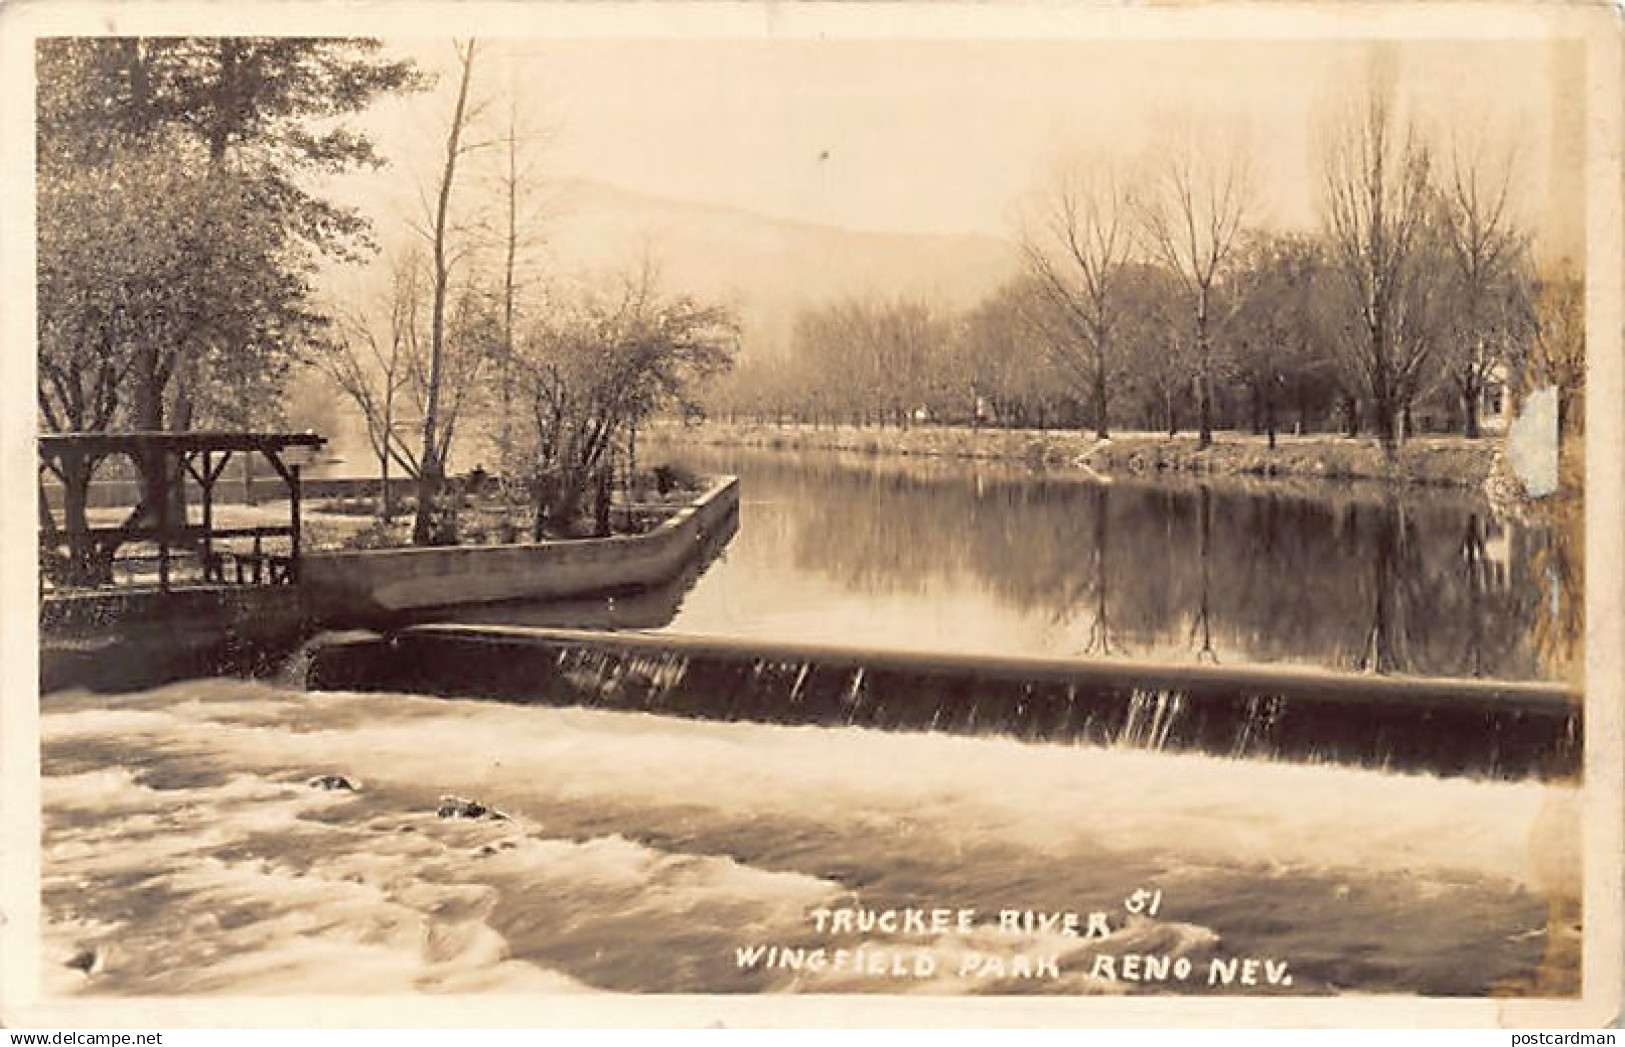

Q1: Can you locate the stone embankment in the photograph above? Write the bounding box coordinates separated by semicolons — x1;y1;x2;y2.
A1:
299;475;740;623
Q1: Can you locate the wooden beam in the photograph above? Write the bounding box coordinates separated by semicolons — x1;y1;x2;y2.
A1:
206;449;234;486
198;451;214;583
39;431;326;457
179;451;209;487
260;448;295;487
34;524;294;542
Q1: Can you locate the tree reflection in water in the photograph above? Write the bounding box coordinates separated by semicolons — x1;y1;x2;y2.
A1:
1056;483;1124;656
1525;447;1584;683
652;445;1561;681
1190;484;1218;664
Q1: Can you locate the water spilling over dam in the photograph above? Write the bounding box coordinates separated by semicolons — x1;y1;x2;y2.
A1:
307;626;1581;782
40;677;1580;996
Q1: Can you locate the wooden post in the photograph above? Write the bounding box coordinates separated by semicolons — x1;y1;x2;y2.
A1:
156;449;171;592
289;462;301;582
198;451;215;583
208;451;233;582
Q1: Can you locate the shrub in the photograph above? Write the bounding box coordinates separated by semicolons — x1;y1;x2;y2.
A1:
343;519;402;551
651;462;702;495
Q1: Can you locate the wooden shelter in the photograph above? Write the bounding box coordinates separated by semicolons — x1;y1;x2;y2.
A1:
39;431;325;592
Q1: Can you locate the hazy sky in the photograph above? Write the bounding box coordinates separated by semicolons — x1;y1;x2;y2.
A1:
354;33;1584;256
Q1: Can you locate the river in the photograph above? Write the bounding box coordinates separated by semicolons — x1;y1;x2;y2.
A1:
39;445;1581;998
43;680;1579;997
462;444;1564;681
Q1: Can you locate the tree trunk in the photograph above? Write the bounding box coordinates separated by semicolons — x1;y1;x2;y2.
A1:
52;453;104;586
413;461;445;545
1373;397;1400;456
1196;301;1213;451
413;41;478;547
499;108;520;479
593;466;612;538
550;481;583;538
530;470;555;541
131;340;167;528
1092;363;1109;440
378;442;394;520
166;384;194;532
1462;384;1481;439
1198;378;1213;448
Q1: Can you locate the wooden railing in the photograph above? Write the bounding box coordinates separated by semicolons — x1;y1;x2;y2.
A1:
39;430;322;595
40;523;300;591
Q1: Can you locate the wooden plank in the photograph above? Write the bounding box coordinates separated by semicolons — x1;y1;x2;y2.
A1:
40;431;326;456
38;524;294;543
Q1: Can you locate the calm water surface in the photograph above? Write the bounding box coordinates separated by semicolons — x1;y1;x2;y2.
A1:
610;444;1558;680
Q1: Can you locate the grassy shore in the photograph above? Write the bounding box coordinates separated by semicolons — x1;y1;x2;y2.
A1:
649;420;1501;489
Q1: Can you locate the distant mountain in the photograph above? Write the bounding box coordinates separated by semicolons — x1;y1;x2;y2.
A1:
537;179;1020;356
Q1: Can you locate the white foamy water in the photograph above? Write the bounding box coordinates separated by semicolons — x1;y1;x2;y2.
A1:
40;679;1580;996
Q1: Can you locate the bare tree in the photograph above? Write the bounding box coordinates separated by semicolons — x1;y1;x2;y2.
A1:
496;102;523;475
1319;58;1442;454
785;298;927;428
1226;233;1327;448
1019;166;1135;439
1114;262;1189;435
1519;259;1585;437
1136;130;1254;450
312;250;429;518
410;38;493;544
953;279;1058;428
873;299;947;428
1439;131;1531;437
490;92;554;481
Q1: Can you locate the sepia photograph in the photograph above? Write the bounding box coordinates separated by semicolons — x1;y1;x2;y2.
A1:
2;0;1621;1030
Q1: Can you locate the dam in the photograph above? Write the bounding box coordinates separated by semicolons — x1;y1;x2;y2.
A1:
307;624;1580;781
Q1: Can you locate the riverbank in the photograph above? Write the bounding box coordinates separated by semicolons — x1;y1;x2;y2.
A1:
649;421;1500;489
